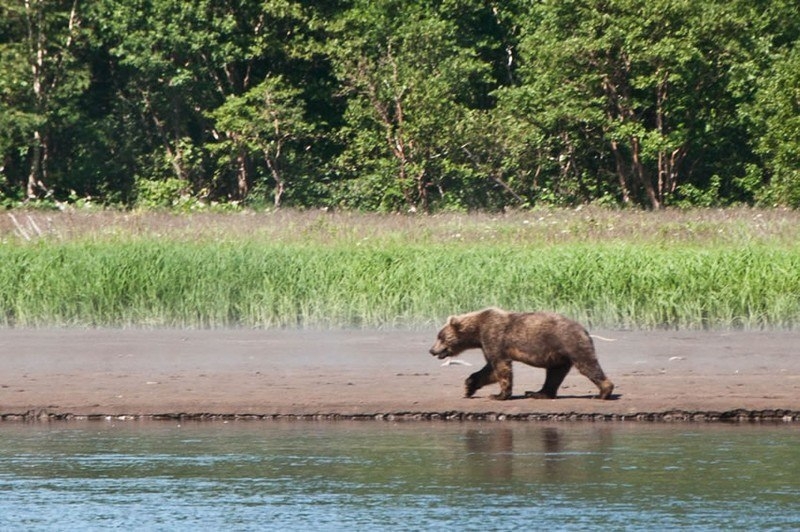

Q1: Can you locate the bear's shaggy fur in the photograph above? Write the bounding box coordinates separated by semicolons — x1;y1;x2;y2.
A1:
429;308;614;400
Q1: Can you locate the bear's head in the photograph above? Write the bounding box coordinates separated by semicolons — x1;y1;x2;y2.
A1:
429;314;480;359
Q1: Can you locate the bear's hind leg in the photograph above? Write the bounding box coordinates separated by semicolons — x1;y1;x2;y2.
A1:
525;363;571;399
465;363;497;398
575;360;614;399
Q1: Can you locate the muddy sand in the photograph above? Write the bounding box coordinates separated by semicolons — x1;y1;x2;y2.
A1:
1;328;798;422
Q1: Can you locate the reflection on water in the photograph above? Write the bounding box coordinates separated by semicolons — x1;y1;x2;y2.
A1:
1;422;798;530
462;426;618;485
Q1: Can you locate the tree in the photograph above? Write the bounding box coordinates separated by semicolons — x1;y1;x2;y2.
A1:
503;0;761;208
742;0;800;207
93;0;309;201
0;0;88;199
1;0;796;210
752;46;800;206
209;75;311;207
325;0;491;211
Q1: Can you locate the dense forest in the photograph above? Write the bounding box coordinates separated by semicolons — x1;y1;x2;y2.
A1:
1;0;798;211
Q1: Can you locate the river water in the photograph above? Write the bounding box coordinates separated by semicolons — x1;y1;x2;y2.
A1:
1;421;798;530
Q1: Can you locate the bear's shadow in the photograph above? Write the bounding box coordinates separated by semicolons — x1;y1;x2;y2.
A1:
472;393;621;401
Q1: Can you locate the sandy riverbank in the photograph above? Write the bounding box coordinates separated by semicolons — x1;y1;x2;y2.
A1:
1;328;798;422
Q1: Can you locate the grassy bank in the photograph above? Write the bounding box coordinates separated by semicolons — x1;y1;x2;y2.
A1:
1;208;798;329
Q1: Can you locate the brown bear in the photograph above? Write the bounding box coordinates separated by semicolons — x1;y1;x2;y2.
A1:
429;308;614;400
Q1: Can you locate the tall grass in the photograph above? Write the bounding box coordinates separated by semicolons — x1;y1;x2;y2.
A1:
0;238;797;329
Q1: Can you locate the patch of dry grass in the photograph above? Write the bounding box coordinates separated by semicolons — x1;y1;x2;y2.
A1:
2;207;798;247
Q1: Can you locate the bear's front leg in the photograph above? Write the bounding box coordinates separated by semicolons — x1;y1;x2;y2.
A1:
489;360;513;400
465;363;496;398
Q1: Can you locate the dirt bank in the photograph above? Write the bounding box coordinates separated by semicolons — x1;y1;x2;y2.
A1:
1;328;798;422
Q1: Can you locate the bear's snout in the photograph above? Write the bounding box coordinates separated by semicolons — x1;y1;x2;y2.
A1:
429;344;451;359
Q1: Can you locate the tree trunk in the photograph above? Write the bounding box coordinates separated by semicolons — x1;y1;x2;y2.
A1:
26;131;43;198
235;149;249;200
361;47;418;212
264;149;284;208
609;140;631;204
25;0;48;198
631;136;661;209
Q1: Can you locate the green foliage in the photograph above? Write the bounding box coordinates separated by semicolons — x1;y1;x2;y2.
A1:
134;178;190;209
208;75;313;207
503;0;768;209
0;0;91;198
88;0;312;202
675;176;723;208
752;46;800;207
325;0;493;212
0;0;797;210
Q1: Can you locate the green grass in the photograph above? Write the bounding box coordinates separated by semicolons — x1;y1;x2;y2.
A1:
0;230;798;328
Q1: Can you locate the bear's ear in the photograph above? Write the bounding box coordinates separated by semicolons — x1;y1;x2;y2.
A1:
447;315;462;330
